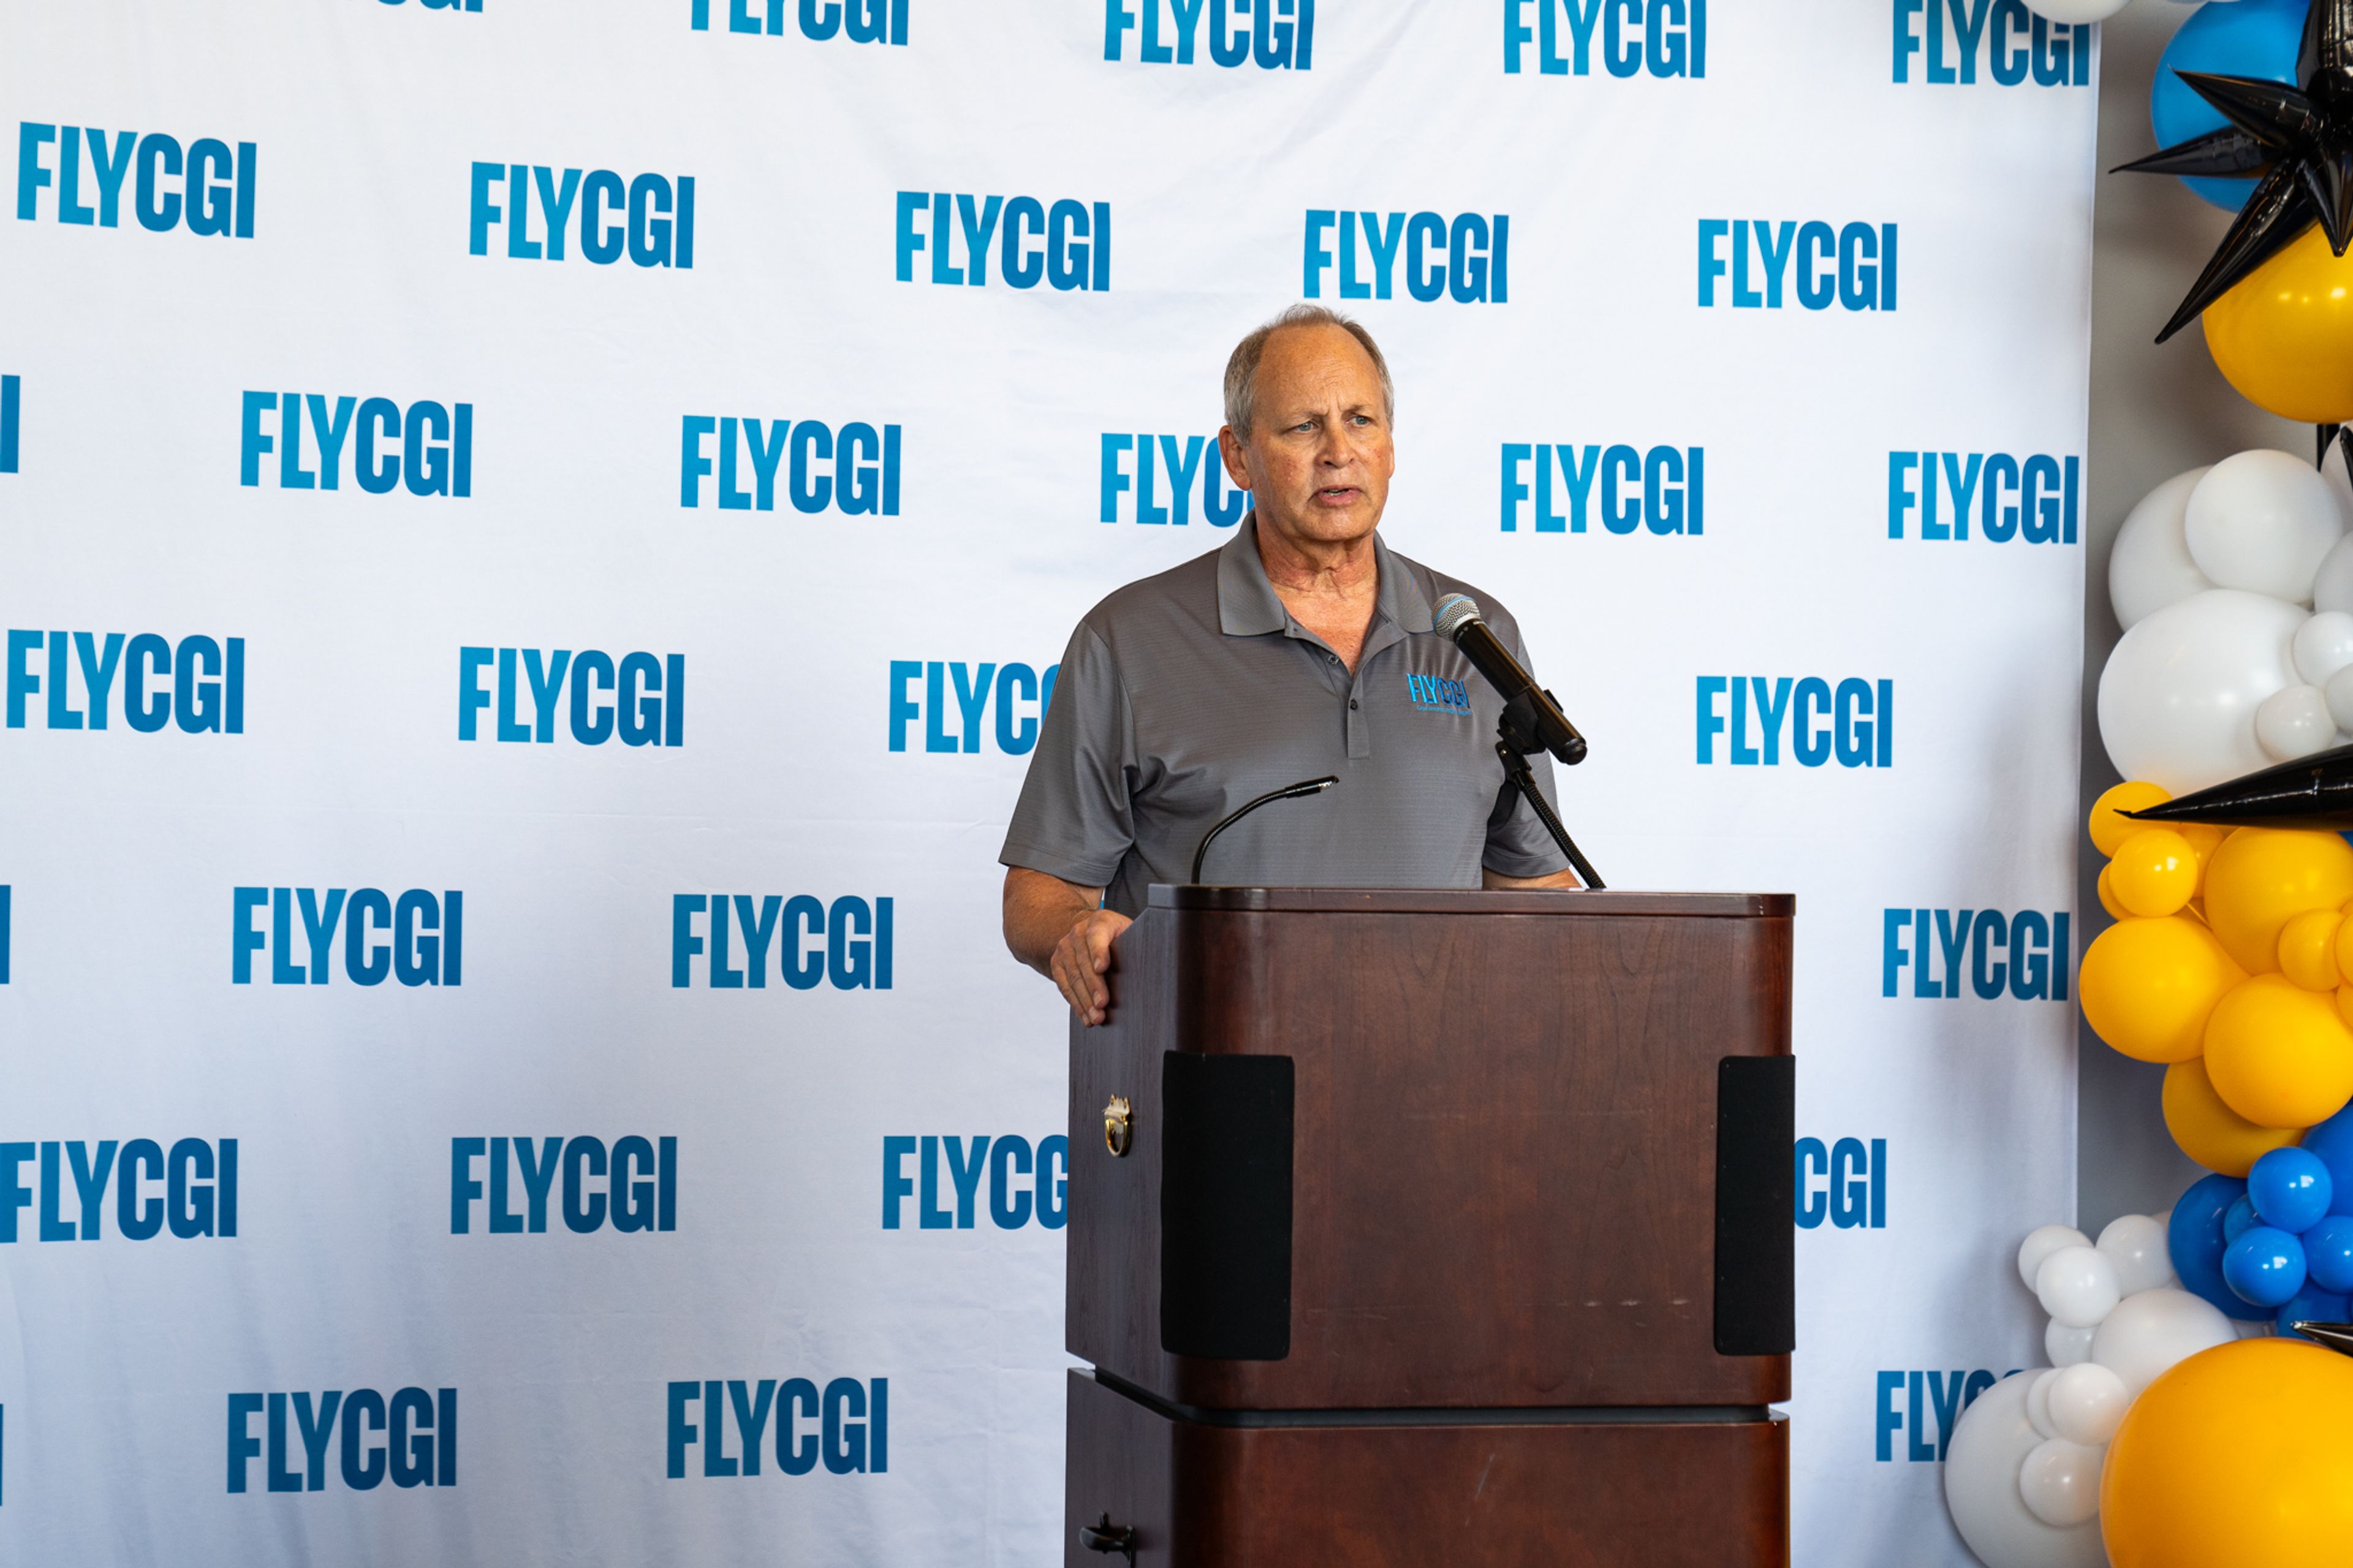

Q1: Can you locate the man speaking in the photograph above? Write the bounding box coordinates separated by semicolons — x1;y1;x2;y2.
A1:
999;305;1580;1023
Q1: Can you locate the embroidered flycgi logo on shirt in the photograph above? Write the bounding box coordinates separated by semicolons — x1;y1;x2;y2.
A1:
1406;673;1471;714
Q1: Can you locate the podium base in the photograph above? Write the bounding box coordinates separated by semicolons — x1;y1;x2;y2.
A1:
1064;1369;1789;1567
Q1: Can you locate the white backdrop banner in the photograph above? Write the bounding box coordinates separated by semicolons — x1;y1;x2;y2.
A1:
0;1;2095;1562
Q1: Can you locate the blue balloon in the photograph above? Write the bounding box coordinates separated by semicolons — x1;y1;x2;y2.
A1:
2251;1146;2335;1233
2306;1214;2353;1294
2150;0;2308;210
2277;1285;2352;1339
2226;1225;2309;1308
2172;1173;2255;1317
2306;1105;2353;1215
2224;1192;2260;1243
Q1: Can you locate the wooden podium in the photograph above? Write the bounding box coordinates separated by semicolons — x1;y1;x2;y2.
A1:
1064;887;1794;1567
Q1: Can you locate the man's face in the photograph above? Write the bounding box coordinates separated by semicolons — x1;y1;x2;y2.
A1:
1219;324;1395;551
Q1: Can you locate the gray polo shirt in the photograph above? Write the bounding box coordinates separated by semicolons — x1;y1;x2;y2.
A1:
1000;518;1569;915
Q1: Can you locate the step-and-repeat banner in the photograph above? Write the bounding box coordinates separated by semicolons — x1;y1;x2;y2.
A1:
0;2;2094;1562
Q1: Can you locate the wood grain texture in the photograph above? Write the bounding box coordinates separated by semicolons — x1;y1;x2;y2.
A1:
1067;888;1794;1410
1065;1371;1790;1568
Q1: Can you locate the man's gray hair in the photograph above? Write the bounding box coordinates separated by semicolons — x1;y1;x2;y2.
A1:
1221;303;1395;436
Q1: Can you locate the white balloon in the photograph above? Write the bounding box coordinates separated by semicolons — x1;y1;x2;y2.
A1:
2327;438;2353;547
2097;589;2308;793
2112;468;2215;630
2185;449;2348;603
2327;665;2353;735
2314;536;2353;615
2236;1316;2276;1338
1944;1374;2110;1568
2091;1287;2235;1399
2045;1362;2130;1447
2096;1214;2175;1297
2025;0;2129;21
2295;610;2353;684
2019;1224;2091;1292
2026;1368;2061;1438
2256;684;2340;762
2046;1319;2097;1368
2037;1246;2123;1329
2018;1437;2106;1528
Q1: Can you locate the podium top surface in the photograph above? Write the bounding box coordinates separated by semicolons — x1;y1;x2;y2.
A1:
1146;885;1792;917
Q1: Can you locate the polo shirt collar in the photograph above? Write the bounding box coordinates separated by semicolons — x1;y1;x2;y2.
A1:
1218;515;1433;638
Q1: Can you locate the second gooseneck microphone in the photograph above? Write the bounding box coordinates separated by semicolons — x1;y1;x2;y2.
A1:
1191;776;1338;884
1432;594;1586;765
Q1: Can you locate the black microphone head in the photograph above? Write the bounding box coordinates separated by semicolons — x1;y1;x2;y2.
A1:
1433;593;1482;641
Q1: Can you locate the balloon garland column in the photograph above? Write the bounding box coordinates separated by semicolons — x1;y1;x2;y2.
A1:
1941;4;2353;1565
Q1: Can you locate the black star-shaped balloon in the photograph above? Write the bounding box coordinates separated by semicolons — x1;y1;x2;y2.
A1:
2116;0;2353;343
2295;1321;2353;1354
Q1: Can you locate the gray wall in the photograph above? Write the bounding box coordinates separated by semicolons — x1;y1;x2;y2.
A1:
2076;4;2304;1233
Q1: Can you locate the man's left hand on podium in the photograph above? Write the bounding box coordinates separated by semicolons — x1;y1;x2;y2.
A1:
1002;866;1132;1026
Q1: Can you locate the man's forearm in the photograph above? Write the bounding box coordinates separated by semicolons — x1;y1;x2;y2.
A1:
1002;867;1102;973
1483;866;1583;890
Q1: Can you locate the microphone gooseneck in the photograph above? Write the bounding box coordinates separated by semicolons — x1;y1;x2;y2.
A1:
1191;776;1339;884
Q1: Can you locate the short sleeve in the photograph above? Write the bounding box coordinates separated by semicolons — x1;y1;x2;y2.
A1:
998;621;1140;888
1479;620;1574;879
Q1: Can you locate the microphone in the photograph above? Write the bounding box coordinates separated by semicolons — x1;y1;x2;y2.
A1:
1191;776;1338;884
1431;594;1587;765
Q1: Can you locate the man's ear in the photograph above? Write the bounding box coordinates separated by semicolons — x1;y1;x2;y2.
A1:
1216;425;1252;490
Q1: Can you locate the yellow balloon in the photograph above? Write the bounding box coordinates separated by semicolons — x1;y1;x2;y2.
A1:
2180;823;2226;899
2112;828;2200;918
2091;781;2173;857
2164;1056;2303;1174
2284;909;2348;991
2200;827;2353;974
2334;903;2353;988
2203;224;2353;425
2203;973;2353;1129
2081;917;2247;1062
2099;864;2129;922
2102;1338;2353;1568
